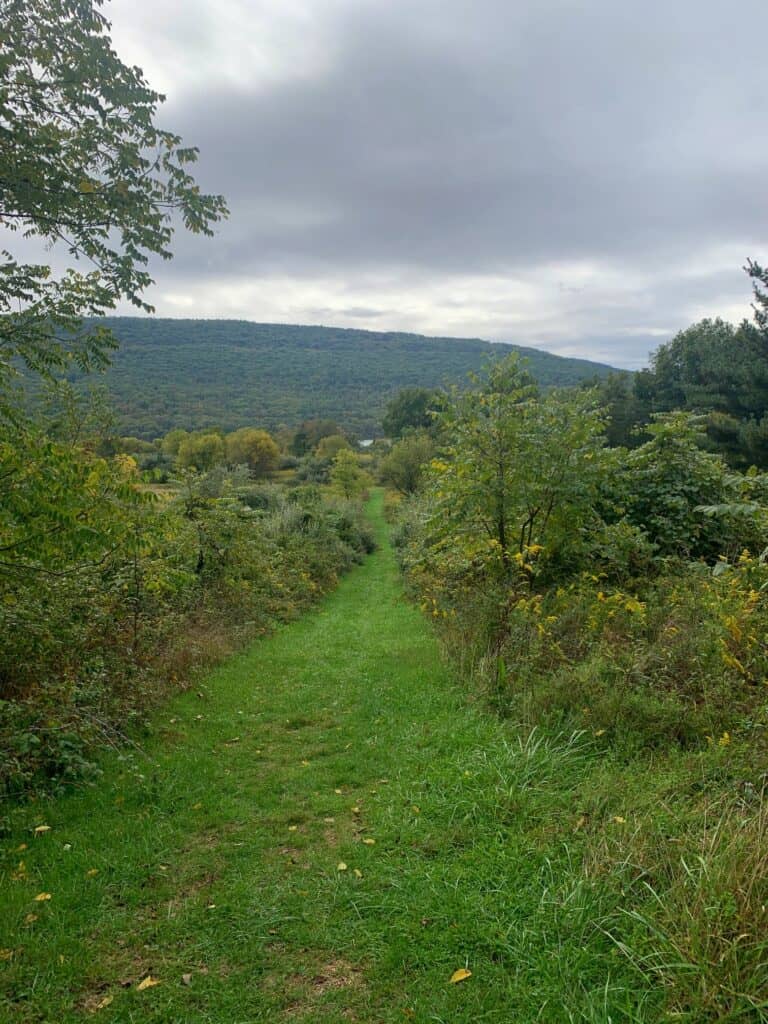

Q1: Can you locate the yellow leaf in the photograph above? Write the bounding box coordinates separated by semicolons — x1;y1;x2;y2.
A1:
34;892;52;902
16;843;27;852
351;806;361;814
334;788;343;795
412;805;421;814
95;994;113;1010
301;760;310;767
593;729;606;737
136;976;160;991
86;868;99;878
0;950;14;962
353;868;363;878
337;862;348;871
24;913;38;924
34;825;51;834
449;968;472;984
612;816;626;825
362;838;376;846
288;825;298;832
192;802;203;810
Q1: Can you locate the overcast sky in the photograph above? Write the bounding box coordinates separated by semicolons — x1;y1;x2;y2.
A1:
103;2;768;365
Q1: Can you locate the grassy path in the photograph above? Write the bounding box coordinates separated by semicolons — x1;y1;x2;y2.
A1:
1;491;651;1023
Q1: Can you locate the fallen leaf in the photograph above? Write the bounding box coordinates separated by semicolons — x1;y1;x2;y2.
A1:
334;788;343;795
351;806;361;814
34;892;52;902
181;973;192;987
362;838;376;846
136;976;160;991
95;994;113;1010
594;728;606;737
0;950;14;962
612;816;627;825
449;968;472;984
353;868;363;878
16;843;27;852
288;825;298;832
24;913;38;924
86;868;99;878
34;825;51;834
63;843;72;851
206;903;216;910
301;760;310;767
412;805;421;814
337;862;348;871
192;802;203;810
323;817;335;824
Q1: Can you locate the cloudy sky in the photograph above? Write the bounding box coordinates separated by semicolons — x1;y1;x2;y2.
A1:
103;1;767;366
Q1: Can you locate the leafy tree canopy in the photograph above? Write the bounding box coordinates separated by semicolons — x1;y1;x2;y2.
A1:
382;387;440;438
225;428;279;477
0;0;227;414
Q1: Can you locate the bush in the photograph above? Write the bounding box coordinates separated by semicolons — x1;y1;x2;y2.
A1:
0;444;374;795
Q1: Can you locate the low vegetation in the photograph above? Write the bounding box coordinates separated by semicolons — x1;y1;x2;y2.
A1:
394;355;768;1020
0;421;374;796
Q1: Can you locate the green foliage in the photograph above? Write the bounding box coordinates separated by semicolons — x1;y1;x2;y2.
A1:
382;387;440;438
608;413;758;560
0;0;226;418
59;317;615;439
315;433;352;460
424;356;606;577
746;257;768;335
0;436;373;793
176;432;226;471
629;318;768;466
225;428;280;476
379;431;434;494
329;449;370;500
396;363;768;751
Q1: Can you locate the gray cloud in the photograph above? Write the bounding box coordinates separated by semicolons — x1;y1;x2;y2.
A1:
29;1;768;365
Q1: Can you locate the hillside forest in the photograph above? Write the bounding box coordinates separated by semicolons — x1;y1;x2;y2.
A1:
3;2;768;1021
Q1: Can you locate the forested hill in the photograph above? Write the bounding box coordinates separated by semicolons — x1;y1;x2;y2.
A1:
89;317;615;438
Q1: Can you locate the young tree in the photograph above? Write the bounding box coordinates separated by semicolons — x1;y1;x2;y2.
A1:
0;0;228;415
177;433;226;472
330;449;369;500
225;428;280;477
379;431;434;494
382;387;440;438
316;434;352;460
428;356;605;575
746;258;768;335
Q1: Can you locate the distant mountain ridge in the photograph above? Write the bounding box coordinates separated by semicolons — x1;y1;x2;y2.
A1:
86;317;617;438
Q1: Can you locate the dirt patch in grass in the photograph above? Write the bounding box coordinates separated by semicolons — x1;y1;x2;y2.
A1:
272;958;365;1019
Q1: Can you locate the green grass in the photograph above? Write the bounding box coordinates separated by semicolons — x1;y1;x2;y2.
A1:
0;491;655;1023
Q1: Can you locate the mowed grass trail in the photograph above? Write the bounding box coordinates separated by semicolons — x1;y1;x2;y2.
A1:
1;491;654;1023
